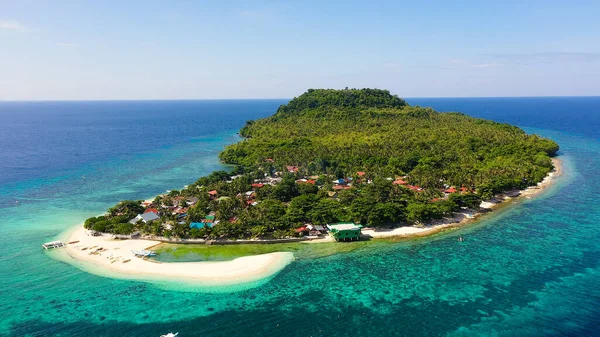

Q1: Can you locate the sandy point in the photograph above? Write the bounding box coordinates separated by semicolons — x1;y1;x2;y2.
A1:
57;226;294;288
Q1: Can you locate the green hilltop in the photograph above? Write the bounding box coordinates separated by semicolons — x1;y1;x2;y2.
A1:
221;88;558;193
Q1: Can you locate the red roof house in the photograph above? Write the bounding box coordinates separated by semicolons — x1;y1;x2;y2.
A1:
445;187;457;193
393;179;408;185
144;208;159;214
296;179;316;185
286;165;299;173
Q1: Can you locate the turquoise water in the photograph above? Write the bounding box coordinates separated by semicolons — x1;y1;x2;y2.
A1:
1;99;600;336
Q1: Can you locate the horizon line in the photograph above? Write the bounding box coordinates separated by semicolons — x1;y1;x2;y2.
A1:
1;95;600;103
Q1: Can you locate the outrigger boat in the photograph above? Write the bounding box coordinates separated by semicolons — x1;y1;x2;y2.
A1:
42;241;65;250
132;249;156;257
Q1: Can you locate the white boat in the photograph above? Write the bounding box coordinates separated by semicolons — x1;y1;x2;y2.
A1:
42;241;65;250
160;333;178;337
131;249;156;257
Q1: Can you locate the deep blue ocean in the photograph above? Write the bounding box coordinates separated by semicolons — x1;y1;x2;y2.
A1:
1;97;599;337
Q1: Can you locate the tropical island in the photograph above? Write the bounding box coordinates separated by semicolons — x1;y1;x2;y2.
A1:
81;88;559;242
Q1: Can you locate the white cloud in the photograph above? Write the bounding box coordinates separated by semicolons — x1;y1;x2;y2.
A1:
486;52;600;64
0;20;29;32
56;42;78;47
471;63;502;69
432;59;503;70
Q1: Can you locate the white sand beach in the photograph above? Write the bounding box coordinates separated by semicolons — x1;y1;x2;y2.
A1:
362;157;563;239
61;226;294;286
57;158;562;283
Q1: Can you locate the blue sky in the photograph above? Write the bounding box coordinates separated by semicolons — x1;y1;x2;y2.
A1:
1;0;599;100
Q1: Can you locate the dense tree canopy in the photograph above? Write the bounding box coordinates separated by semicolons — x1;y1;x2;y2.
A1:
86;88;559;240
222;88;558;194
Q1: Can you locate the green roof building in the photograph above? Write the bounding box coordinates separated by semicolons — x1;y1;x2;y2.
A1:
327;222;363;242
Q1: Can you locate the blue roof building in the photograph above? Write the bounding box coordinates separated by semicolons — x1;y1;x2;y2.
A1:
189;222;204;229
190;222;214;229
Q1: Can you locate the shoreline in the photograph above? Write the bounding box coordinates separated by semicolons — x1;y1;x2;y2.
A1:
57;226;294;288
362;157;563;239
53;157;562;286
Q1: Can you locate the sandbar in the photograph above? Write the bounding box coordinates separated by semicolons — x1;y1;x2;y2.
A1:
59;226;294;287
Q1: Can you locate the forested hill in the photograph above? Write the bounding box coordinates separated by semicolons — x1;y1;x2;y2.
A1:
220;88;559;194
85;88;560;239
273;88;407;116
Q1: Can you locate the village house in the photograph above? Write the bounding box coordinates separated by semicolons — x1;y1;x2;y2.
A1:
129;211;160;224
186;197;199;206
295;226;309;235
172;196;186;206
266;176;282;185
144;208;160;215
327;222;362;242
172;206;187;215
199;215;217;227
393;179;408;185
286;165;299;173
306;224;326;236
445;187;457;193
189;221;213;229
332;178;347;185
355;171;367;183
228;175;243;182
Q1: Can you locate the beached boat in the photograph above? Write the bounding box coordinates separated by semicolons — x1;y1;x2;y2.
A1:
42;241;65;250
132;249;156;257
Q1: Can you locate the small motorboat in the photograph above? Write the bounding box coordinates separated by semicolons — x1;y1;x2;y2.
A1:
42;241;65;250
132;249;156;257
160;333;179;337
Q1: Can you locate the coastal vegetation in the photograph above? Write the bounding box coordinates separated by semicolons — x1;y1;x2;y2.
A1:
84;88;559;240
